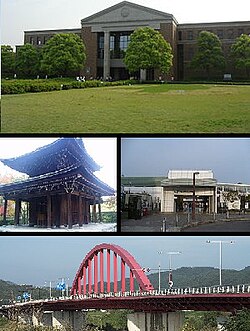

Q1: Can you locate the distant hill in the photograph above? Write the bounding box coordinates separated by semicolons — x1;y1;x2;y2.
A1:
1;266;249;303
147;266;250;289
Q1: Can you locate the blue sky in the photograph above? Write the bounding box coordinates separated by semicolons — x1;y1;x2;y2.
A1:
0;236;249;286
2;0;250;48
121;138;250;184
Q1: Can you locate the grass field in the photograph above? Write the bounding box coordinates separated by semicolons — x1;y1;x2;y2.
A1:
1;83;250;133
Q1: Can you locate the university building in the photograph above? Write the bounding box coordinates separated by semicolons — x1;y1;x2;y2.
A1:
23;1;250;80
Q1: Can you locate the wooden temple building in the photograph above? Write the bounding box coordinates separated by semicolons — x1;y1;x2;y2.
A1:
0;138;115;228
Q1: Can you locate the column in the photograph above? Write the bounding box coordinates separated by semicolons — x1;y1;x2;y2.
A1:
98;203;102;222
103;30;110;80
92;203;97;222
47;194;52;228
140;69;146;81
78;195;83;226
14;199;21;226
3;198;8;224
67;194;72;229
83;199;88;224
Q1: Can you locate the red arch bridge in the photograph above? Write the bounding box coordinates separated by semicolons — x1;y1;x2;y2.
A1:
1;243;250;313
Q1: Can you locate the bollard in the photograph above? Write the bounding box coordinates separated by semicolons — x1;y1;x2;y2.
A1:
162;218;166;232
175;214;179;226
187;213;190;223
226;210;229;219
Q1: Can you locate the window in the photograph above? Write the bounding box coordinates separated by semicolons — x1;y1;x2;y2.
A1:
187;31;193;40
178;31;182;41
30;37;34;45
238;28;244;36
97;33;104;59
227;29;234;39
217;30;224;39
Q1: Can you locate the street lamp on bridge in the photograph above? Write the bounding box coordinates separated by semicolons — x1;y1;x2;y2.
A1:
158;251;182;291
206;240;235;286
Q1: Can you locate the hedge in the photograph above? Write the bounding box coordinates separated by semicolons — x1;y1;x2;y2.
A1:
1;79;139;95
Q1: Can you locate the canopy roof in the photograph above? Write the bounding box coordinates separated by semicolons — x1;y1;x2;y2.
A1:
0;138;100;177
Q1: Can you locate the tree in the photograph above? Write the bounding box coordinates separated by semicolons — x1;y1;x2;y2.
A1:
191;31;225;79
15;43;40;77
223;309;250;331
124;27;173;77
41;33;86;77
231;34;250;78
1;45;16;77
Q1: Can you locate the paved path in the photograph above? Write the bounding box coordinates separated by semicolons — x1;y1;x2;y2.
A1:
121;212;250;232
182;220;250;232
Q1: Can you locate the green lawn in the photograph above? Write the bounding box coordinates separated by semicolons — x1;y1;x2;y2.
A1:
1;83;250;133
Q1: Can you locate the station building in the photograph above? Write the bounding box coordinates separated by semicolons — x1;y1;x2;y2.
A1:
23;1;250;80
122;170;250;213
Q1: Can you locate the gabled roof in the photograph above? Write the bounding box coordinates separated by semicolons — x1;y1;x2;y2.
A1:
81;1;177;25
0;138;100;177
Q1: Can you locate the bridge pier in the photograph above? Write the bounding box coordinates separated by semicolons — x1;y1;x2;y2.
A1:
127;311;184;331
31;310;87;330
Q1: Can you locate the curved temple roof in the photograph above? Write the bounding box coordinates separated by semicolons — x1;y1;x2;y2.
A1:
0;138;100;177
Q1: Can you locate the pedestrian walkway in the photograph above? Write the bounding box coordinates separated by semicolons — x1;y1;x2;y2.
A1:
121;212;250;232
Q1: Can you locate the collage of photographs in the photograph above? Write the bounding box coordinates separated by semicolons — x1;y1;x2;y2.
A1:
1;0;250;330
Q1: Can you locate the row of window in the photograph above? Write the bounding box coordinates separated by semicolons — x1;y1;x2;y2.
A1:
98;32;131;59
178;28;247;41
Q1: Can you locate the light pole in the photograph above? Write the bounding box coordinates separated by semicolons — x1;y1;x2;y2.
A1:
158;251;181;290
158;251;163;292
167;252;182;288
192;171;199;220
45;280;55;299
206;240;235;286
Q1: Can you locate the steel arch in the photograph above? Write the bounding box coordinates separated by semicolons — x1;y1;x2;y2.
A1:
71;243;154;295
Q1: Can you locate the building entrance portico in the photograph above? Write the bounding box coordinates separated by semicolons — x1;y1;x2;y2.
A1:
162;170;217;214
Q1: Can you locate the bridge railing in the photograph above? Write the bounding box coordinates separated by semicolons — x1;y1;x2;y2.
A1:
69;284;250;300
6;284;250;306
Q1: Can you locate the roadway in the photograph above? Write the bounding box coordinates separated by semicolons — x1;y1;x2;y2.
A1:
121;212;250;232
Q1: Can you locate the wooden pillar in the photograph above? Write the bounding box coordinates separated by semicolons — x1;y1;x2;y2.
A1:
60;194;67;226
47;194;52;228
3;198;8;224
84;200;89;224
78;195;83;226
92;202;97;222
67;193;72;229
29;199;37;226
14;199;21;226
98;203;102;223
86;201;90;224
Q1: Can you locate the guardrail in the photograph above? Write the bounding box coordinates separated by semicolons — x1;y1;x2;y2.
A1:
4;284;249;307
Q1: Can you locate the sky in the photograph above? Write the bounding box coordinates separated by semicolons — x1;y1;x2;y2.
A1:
0;236;249;286
0;137;117;190
121;138;250;184
2;0;250;49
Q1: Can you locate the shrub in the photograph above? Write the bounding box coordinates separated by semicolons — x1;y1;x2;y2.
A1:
1;78;140;95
